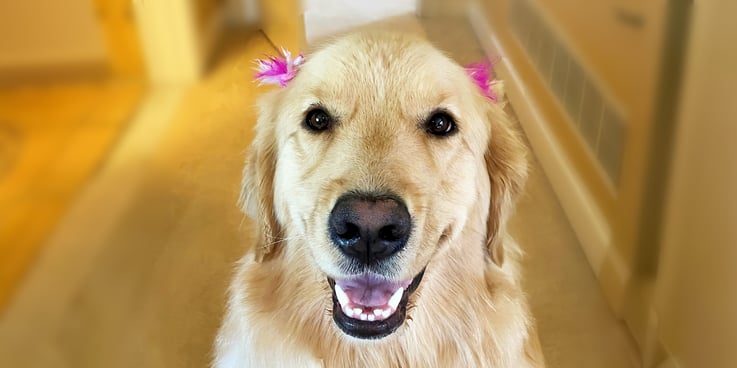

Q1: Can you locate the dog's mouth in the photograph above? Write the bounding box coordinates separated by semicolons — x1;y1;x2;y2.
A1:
328;269;425;339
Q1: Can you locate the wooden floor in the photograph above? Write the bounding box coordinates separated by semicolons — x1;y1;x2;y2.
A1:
0;78;143;308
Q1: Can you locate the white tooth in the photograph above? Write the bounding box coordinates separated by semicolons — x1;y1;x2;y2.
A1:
360;313;367;321
335;285;349;307
373;308;383;316
388;287;404;310
353;308;362;316
368;314;375;321
382;309;391;318
344;306;355;317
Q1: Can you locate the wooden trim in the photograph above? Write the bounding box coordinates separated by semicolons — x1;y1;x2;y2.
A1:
93;0;146;77
132;0;225;83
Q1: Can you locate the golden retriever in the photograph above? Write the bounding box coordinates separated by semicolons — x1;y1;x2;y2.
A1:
214;31;544;367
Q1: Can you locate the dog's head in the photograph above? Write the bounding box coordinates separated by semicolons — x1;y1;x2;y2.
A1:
240;32;526;340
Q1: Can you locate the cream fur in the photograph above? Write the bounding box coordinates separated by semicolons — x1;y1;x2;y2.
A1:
214;31;544;367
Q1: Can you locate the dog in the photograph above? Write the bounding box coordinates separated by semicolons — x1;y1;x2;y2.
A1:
214;31;544;367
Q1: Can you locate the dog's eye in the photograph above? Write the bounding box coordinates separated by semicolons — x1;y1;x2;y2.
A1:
425;112;456;136
304;108;333;132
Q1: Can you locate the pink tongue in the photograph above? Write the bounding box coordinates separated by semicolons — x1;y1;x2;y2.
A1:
336;274;407;307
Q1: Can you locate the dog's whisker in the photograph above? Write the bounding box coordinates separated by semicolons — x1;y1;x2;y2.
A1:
261;236;303;248
262;233;308;246
238;213;249;231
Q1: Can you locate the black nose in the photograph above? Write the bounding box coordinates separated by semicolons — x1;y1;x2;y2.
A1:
328;193;411;264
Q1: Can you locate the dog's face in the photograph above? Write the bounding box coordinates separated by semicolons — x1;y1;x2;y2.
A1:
241;33;526;340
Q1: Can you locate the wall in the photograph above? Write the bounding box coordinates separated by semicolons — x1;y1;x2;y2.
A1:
0;0;107;70
468;0;673;315
653;0;737;366
302;0;416;43
225;0;420;46
134;0;226;84
224;0;260;25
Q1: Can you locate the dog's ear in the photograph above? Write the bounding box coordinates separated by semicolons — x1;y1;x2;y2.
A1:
484;105;528;266
239;90;284;262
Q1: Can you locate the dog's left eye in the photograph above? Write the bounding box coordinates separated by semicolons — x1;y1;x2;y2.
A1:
304;108;333;132
425;112;457;136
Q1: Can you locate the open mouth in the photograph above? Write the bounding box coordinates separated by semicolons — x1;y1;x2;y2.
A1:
328;269;425;339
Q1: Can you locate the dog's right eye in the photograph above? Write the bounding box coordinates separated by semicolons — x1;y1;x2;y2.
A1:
304;108;333;132
424;111;457;137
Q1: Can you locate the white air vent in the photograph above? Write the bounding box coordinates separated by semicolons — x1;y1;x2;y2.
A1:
509;0;626;185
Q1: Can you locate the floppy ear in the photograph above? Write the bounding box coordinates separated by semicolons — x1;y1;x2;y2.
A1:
484;106;528;266
239;90;284;262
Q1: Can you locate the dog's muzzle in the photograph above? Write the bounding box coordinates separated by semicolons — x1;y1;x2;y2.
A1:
327;191;422;338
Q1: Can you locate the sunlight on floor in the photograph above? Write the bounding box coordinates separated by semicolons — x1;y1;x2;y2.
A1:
0;30;274;368
0;79;142;308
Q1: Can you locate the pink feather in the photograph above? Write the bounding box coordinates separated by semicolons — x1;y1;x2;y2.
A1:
253;48;305;87
254;49;499;100
465;60;499;102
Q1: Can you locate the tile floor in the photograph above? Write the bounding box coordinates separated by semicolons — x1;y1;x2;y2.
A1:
0;21;639;367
